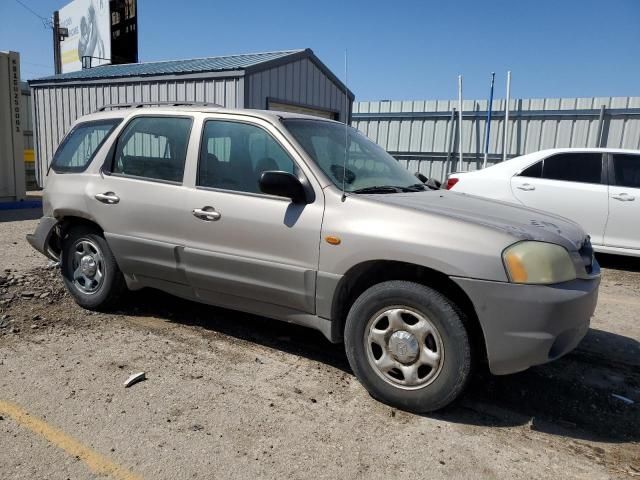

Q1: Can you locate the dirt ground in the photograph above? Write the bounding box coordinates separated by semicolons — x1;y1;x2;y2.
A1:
0;211;638;479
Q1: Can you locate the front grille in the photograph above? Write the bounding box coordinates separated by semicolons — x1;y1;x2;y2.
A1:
579;237;594;274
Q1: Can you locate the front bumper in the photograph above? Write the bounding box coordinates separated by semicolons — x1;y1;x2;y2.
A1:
452;275;600;375
26;216;60;261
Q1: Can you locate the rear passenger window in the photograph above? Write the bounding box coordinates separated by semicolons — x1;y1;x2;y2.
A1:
51;119;121;172
612;154;640;188
541;153;603;184
519;161;542;178
198;121;295;194
112;116;192;183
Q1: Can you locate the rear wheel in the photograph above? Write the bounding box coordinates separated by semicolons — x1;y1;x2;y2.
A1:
344;280;472;412
60;226;126;310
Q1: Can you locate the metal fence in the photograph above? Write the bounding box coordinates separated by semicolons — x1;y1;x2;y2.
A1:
352;97;640;181
20;82;37;190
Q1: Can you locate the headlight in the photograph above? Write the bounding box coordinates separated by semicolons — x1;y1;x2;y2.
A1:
503;241;576;284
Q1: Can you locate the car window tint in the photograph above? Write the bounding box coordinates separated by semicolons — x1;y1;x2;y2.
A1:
519;161;542;178
198;121;295;194
612;154;640;188
541;153;602;184
112;116;192;183
51;119;121;172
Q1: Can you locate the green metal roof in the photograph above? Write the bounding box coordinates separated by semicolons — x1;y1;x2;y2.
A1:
30;49;305;83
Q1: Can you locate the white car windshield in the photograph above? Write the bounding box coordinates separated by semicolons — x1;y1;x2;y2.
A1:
283;119;425;193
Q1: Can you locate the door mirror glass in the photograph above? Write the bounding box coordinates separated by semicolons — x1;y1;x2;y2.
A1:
259;171;308;203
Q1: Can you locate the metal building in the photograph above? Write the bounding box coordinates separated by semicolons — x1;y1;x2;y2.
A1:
21;81;37;190
353;97;640;181
29;48;354;185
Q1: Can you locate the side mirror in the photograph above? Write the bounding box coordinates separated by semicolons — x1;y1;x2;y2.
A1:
414;172;428;183
259;171;309;204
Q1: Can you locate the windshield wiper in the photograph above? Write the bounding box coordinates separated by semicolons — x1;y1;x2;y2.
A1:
352;186;404;194
352;185;426;194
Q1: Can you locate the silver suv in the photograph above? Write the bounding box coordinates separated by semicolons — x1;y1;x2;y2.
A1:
28;105;600;412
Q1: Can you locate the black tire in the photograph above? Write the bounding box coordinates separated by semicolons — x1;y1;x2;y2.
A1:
60;226;126;310
344;280;472;412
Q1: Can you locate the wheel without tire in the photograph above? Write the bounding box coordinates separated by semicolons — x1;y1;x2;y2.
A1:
344;280;472;412
60;226;126;310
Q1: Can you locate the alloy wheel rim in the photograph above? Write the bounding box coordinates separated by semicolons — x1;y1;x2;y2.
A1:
71;239;104;294
364;307;444;390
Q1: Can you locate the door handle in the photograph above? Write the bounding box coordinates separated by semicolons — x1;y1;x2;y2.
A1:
94;192;120;204
517;183;535;191
611;193;635;201
193;206;221;221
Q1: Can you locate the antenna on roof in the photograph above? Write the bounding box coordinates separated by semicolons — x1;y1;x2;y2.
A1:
341;49;348;202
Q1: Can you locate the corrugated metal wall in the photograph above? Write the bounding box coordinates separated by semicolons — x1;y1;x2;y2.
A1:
353;97;640;181
246;57;349;122
21;84;33;151
21;83;37;190
31;75;243;185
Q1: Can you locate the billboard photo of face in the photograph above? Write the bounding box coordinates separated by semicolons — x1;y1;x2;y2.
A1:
59;0;110;73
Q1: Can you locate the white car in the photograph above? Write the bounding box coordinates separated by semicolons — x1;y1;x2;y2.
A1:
447;148;640;257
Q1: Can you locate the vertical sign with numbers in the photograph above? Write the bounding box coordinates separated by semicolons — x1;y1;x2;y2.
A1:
0;51;26;200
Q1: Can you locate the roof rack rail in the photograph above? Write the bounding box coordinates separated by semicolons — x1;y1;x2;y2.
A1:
97;101;223;111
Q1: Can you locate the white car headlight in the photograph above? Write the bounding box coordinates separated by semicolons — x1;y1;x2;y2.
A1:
502;241;576;284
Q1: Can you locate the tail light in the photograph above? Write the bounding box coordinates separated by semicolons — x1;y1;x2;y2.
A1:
446;177;459;190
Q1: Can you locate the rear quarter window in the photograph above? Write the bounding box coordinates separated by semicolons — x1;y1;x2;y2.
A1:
519;161;542;178
51;119;121;173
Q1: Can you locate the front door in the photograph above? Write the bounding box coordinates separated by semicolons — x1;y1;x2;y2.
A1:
86;115;193;284
604;153;640;251
182;118;324;313
510;152;609;245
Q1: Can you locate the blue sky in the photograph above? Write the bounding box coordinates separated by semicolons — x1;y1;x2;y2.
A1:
1;0;639;101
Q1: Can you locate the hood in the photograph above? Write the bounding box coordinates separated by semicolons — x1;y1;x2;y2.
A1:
360;190;587;252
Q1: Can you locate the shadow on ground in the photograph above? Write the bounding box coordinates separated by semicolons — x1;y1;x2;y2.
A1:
0;208;42;223
596;252;640;272
118;288;639;444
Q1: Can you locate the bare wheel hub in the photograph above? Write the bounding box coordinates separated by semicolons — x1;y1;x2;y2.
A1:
388;330;419;364
80;255;97;277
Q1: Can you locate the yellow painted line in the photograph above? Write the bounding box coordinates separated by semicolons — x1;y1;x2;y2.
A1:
0;400;142;480
24;149;35;162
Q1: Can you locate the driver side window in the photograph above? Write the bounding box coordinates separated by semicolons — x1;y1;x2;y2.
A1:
197;120;295;194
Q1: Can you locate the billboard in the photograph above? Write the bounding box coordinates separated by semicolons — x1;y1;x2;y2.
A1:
59;0;111;73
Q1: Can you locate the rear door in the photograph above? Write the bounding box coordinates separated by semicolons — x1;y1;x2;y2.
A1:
86;115;193;284
604;153;640;251
510;152;609;245
182;117;324;313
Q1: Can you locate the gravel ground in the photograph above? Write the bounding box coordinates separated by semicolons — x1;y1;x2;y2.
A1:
0;212;638;479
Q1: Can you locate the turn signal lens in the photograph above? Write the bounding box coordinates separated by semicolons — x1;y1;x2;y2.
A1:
502;242;576;284
504;251;529;283
325;235;341;245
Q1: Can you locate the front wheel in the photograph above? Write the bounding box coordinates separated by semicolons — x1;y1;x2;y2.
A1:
344;280;472;412
60;226;126;310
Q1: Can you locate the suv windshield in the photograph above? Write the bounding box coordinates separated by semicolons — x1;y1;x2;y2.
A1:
283;119;423;193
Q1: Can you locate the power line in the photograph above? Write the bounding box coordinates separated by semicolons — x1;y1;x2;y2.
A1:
13;0;52;28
